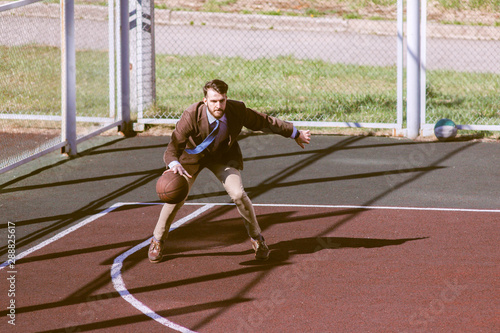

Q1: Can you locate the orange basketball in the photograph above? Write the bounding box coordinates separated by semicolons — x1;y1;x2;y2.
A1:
156;172;189;204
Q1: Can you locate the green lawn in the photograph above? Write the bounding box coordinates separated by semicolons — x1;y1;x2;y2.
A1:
153;54;499;126
1;45;499;127
0;45;109;117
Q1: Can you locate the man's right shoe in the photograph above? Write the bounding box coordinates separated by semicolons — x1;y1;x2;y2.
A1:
251;235;270;261
148;237;164;263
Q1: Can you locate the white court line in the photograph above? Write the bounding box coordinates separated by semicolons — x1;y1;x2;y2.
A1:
109;202;500;332
251;203;500;213
109;201;500;213
111;203;215;333
2;202;498;271
1;202;498;331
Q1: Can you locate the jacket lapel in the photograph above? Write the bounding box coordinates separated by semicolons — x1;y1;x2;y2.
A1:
198;103;210;139
225;105;235;145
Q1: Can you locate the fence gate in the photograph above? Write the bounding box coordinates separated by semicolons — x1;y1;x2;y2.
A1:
0;0;130;174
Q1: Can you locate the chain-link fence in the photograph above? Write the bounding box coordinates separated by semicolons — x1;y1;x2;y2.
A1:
138;2;499;134
0;0;122;173
0;1;63;169
2;1;499;173
424;3;500;130
72;3;113;129
149;11;401;127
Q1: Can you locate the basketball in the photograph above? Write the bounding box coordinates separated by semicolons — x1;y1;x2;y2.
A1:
156;172;189;204
434;118;457;141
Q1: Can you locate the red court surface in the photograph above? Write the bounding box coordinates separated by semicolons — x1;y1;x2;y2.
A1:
1;203;499;332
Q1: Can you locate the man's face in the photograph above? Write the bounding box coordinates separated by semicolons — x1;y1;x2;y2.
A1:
204;88;227;119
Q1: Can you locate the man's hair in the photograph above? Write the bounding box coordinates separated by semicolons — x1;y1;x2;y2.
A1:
203;79;228;97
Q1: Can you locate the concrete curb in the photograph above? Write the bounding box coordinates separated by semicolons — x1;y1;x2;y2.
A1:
156;10;348;33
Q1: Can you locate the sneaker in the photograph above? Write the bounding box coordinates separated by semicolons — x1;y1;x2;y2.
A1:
148;237;164;263
251;235;270;261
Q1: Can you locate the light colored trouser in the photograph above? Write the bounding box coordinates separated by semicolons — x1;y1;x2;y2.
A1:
153;164;261;241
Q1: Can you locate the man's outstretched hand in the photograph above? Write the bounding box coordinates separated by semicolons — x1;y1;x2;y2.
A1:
295;130;311;149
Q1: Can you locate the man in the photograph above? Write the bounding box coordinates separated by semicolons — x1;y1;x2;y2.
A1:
148;79;311;263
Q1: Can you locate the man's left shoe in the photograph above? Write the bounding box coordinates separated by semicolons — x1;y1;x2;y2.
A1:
251;235;270;261
148;237;164;263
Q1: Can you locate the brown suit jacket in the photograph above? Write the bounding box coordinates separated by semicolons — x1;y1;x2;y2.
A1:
164;99;294;175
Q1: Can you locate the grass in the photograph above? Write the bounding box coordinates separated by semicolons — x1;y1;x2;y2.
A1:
1;46;499;129
0;45;109;117
153;54;397;122
152;54;499;126
202;0;238;12
437;0;500;11
426;70;500;124
0;45;60;115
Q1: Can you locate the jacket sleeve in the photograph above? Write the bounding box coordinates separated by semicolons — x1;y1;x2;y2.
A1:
163;108;196;167
236;101;294;138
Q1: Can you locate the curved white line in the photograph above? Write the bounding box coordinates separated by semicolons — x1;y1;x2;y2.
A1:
111;204;215;333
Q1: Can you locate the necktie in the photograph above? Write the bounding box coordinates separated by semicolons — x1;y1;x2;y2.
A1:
211;116;228;151
185;120;219;154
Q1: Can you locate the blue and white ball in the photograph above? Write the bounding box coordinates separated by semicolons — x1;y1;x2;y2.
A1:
434;118;457;141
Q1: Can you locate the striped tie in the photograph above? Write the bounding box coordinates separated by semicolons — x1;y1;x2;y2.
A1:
185;120;219;154
211;116;228;151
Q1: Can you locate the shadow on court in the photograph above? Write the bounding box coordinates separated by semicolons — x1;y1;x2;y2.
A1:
0;133;498;332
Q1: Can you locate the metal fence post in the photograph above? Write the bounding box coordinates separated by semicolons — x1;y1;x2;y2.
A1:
420;0;428;135
119;0;132;134
61;0;77;156
108;0;116;120
406;0;420;139
129;0;156;132
396;0;404;136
